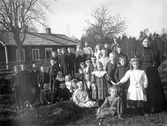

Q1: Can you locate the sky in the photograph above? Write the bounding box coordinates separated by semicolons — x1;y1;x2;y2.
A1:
39;0;167;39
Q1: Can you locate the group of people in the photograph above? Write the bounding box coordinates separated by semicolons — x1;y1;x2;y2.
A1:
11;38;167;120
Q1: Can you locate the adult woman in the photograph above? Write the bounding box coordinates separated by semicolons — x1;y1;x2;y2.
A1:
137;36;167;113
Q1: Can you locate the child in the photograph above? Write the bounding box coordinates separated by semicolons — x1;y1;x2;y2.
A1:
29;63;40;105
58;82;70;101
90;56;97;71
114;56;129;113
96;86;123;121
75;68;85;82
72;81;96;107
38;66;49;91
67;47;76;76
84;73;92;99
94;44;102;62
91;62;109;107
11;65;21;110
99;49;109;70
48;59;59;91
65;74;72;94
71;79;78;93
54;71;65;98
106;52;117;86
85;59;93;74
80;62;86;73
115;58;148;115
60;48;68;76
40;83;54;105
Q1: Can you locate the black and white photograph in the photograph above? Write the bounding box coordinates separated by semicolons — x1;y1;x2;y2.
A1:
0;0;167;126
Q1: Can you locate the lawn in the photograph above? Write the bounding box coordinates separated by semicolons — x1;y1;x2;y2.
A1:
0;73;167;126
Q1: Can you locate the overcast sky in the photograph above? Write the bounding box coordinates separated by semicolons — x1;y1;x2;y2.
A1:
40;0;167;39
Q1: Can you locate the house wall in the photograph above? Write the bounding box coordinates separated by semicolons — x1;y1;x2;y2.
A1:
7;45;76;62
0;43;6;62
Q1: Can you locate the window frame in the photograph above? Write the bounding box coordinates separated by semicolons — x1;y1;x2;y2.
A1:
32;48;40;60
45;48;53;59
16;49;25;62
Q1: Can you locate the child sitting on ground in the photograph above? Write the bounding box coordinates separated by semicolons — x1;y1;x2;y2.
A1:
72;81;96;108
71;79;78;93
58;82;70;101
96;86;123;124
40;83;54;105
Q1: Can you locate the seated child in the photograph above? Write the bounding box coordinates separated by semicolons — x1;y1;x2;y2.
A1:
40;83;54;105
54;71;65;97
65;74;72;93
58;82;70;101
75;68;85;82
72;81;96;108
96;86;123;121
71;79;78;93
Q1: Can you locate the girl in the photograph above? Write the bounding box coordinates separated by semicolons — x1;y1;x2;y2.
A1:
96;86;123;121
65;74;72;96
91;62;109;107
115;58;148;115
94;44;102;61
72;81;95;108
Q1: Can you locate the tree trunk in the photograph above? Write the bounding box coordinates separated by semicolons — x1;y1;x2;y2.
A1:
13;31;23;63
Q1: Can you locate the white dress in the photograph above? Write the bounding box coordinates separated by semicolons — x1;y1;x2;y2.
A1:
120;69;148;101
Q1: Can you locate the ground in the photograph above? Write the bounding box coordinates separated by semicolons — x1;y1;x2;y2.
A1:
0;72;167;126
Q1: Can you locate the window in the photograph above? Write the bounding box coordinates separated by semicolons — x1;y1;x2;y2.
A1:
45;48;52;59
32;49;40;60
16;49;25;62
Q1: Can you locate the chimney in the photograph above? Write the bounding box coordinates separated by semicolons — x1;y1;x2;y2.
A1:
45;28;51;34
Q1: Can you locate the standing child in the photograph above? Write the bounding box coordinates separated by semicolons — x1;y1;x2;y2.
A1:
38;66;49;91
48;59;59;91
99;49;109;70
80;62;86;73
90;56;97;71
91;62;109;107
75;68;85;82
115;58;148;115
60;48;68;76
84;73;93;99
85;60;94;74
54;71;65;99
106;52;117;87
96;86;123;123
114;56;129;113
11;65;21;110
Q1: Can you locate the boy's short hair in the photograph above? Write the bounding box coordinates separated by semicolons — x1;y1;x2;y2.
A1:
119;56;127;61
85;59;91;64
108;86;118;92
71;79;78;83
80;62;85;66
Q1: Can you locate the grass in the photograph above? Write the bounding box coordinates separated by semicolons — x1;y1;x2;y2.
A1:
0;74;167;126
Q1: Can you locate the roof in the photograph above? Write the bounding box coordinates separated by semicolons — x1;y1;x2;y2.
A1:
0;31;78;46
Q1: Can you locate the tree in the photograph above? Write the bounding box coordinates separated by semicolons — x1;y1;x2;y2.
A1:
0;0;51;62
83;5;127;46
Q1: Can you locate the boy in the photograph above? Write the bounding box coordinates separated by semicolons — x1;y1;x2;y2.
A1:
84;73;92;99
60;48;68;76
40;83;54;105
38;66;49;91
58;82;70;101
114;56;129;113
48;59;59;91
29;63;40;105
67;47;76;76
85;59;93;74
11;65;21;110
75;68;85;82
